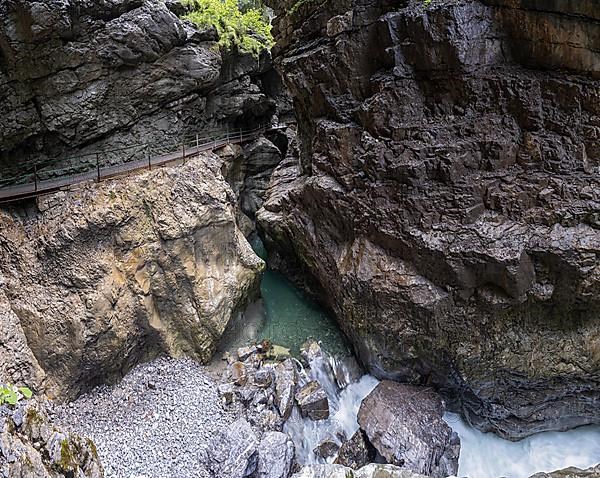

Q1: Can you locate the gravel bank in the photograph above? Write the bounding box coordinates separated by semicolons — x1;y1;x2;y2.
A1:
54;356;236;478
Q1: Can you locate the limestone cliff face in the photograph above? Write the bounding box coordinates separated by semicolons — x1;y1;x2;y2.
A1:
259;0;600;439
0;153;264;400
0;0;276;180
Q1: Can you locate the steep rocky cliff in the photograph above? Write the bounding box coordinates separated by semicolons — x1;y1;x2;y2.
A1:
0;153;264;400
0;0;276;181
259;0;600;439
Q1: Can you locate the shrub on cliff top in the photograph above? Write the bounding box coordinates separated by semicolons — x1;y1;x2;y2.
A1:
182;0;274;56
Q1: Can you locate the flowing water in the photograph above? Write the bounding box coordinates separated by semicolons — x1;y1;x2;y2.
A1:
223;237;600;477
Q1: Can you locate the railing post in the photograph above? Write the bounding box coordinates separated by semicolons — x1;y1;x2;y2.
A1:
182;141;186;165
226;126;229;144
147;145;151;171
96;153;100;182
239;128;242;143
196;133;199;151
34;163;38;192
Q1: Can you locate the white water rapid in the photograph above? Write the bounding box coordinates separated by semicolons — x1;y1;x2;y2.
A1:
286;347;600;477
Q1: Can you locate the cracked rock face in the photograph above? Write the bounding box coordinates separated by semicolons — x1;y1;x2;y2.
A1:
0;153;264;400
0;0;275;180
259;0;600;439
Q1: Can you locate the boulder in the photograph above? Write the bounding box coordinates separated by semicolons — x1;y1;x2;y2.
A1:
253;368;274;389
237;346;258;362
0;154;264;401
209;418;259;478
358;381;460;478
292;464;429;478
300;339;323;364
295;381;330;421
334;430;375;470
313;437;339;459
0;399;103;478
231;362;249;386
530;465;600;477
274;359;297;420
255;431;295;478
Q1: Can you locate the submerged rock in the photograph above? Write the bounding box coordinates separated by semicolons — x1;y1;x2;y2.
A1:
0;399;102;478
358;381;459;478
295;381;330;421
208;418;259;478
274;359;298;420
256;431;295;478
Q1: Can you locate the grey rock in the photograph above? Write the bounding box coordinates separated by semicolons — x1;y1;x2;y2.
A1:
237;345;258;361
334;430;374;470
313;437;339;459
530;465;600;477
209;418;259;478
218;383;235;405
292;463;429;478
256;431;295;478
295;381;329;421
274;359;297;420
253;368;274;389
358;381;460;478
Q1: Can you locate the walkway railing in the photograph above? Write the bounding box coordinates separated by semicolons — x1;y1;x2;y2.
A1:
0;124;283;203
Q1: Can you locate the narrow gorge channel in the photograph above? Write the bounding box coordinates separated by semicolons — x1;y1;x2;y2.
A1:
0;0;599;478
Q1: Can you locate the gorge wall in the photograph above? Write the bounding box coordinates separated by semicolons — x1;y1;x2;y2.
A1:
0;0;276;182
0;153;264;401
258;0;600;439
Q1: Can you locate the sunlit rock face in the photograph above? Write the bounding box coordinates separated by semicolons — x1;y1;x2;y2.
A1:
258;0;600;439
0;153;264;400
0;0;276;178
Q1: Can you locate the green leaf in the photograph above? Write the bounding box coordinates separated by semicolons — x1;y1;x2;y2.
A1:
19;387;33;399
5;390;18;406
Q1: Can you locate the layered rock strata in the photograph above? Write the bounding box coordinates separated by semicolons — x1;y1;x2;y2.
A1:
259;0;600;438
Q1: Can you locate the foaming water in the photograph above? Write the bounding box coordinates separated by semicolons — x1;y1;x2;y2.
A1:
284;352;379;464
444;412;600;478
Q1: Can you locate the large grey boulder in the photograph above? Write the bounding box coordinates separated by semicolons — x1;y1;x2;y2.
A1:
255;431;295;478
358;381;460;478
209;418;259;478
0;153;264;400
334;430;374;470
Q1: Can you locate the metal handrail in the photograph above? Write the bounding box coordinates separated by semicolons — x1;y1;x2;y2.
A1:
0;122;289;202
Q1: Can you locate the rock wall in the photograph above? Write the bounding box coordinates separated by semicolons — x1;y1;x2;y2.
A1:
0;0;276;181
259;0;600;439
0;153;264;400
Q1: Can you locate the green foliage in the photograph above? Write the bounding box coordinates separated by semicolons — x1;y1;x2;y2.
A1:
182;0;274;56
0;384;33;407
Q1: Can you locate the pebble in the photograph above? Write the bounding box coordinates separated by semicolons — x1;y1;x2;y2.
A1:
54;357;238;478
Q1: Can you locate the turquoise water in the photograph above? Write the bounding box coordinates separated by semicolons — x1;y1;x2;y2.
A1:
249;236;350;357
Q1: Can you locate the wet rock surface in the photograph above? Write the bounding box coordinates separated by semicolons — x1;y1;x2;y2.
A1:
358;381;459;478
0;153;264;400
334;430;375;470
530;465;600;478
1;399;102;478
260;0;600;439
295;381;330;421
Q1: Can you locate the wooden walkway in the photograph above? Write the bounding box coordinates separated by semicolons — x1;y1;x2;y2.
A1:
0;125;279;203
